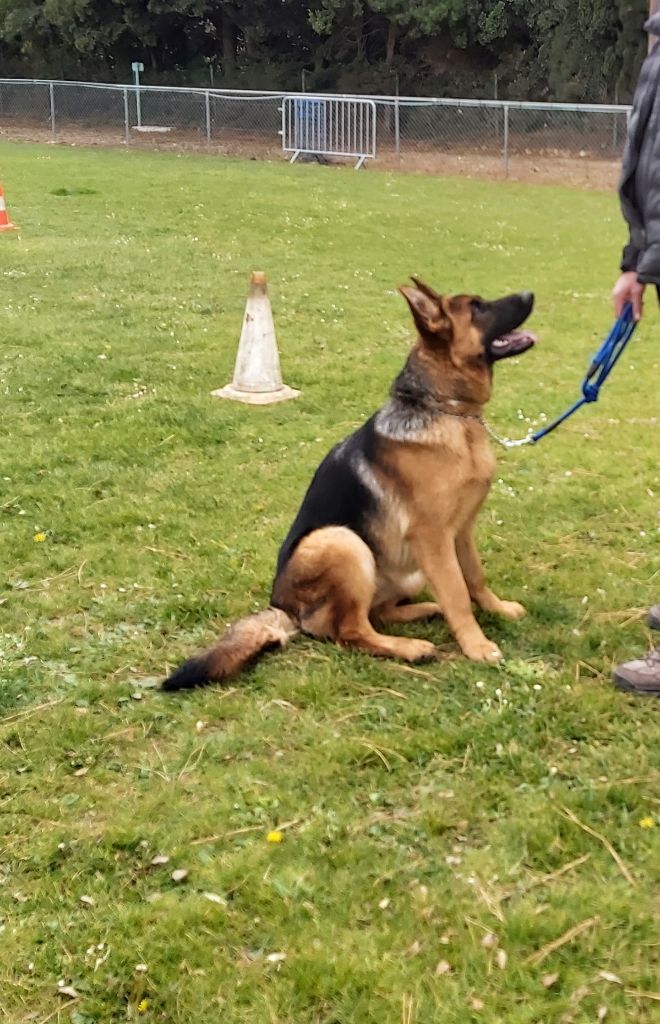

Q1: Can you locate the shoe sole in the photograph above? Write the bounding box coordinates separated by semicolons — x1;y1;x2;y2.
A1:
612;670;660;696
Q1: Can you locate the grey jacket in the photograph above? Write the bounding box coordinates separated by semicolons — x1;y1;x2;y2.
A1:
619;12;660;283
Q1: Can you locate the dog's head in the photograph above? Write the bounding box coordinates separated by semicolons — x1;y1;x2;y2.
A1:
399;278;536;405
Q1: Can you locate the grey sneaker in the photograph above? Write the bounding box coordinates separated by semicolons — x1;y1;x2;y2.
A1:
648;605;660;630
612;647;660;695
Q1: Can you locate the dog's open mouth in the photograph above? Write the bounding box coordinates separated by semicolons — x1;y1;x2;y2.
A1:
490;329;537;359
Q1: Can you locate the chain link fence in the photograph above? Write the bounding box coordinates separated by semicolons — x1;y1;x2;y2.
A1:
0;79;630;188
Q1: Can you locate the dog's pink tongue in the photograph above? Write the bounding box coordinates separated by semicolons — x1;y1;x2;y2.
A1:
501;330;538;345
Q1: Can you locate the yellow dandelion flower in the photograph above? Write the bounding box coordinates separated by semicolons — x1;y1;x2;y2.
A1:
137;998;150;1014
33;533;46;542
266;830;283;844
639;816;655;829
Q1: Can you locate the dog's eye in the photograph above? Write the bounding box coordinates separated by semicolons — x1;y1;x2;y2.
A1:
470;299;486;315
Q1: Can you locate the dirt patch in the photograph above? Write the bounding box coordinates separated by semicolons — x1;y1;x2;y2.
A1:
0;121;620;191
376;147;619;190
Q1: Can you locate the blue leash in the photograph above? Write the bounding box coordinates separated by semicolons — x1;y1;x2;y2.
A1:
492;304;638;448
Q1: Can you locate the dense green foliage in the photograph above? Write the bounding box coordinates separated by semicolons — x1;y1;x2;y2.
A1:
0;0;651;101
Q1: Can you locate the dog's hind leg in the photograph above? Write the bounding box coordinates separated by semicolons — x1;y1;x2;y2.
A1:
282;527;437;663
375;601;441;624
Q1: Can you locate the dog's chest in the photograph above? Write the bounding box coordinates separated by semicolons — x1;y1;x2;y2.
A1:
383;434;494;552
376;498;415;572
448;436;496;523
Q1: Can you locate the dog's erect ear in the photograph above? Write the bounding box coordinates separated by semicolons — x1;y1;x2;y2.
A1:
399;285;450;340
410;276;442;302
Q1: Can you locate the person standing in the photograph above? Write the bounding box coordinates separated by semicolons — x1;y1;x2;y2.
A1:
610;8;660;695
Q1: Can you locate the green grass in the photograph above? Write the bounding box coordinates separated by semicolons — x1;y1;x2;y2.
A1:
1;143;658;1024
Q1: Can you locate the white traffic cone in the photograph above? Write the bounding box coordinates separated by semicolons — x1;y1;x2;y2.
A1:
212;271;300;405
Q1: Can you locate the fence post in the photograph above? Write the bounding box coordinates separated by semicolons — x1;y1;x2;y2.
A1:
123;87;130;145
503;104;509;178
205;89;211;147
394;87;400;156
48;82;56;137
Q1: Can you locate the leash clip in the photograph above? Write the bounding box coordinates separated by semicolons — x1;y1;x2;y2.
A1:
502;435;534;448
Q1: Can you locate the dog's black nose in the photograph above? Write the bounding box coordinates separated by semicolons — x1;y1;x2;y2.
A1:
520;291;534;308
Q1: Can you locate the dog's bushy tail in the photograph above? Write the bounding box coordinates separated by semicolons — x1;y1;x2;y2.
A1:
162;608;299;692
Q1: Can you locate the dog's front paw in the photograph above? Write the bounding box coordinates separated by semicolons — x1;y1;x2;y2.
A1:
461;635;503;663
497;600;527;621
405;639;438;663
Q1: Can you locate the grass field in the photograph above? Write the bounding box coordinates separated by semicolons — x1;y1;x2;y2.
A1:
1;143;658;1024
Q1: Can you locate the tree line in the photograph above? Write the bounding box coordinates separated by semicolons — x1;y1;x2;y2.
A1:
0;1;650;102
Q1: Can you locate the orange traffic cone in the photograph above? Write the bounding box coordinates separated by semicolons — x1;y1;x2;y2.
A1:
0;185;18;231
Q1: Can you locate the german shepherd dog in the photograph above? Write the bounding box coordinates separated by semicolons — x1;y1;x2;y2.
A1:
163;280;535;691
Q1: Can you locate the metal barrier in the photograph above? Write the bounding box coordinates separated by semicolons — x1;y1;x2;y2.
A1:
280;95;376;169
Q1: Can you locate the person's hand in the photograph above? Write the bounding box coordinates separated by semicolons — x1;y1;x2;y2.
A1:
612;271;645;320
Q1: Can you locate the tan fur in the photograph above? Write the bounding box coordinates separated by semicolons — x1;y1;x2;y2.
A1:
204;608;299;681
272;526;437;661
